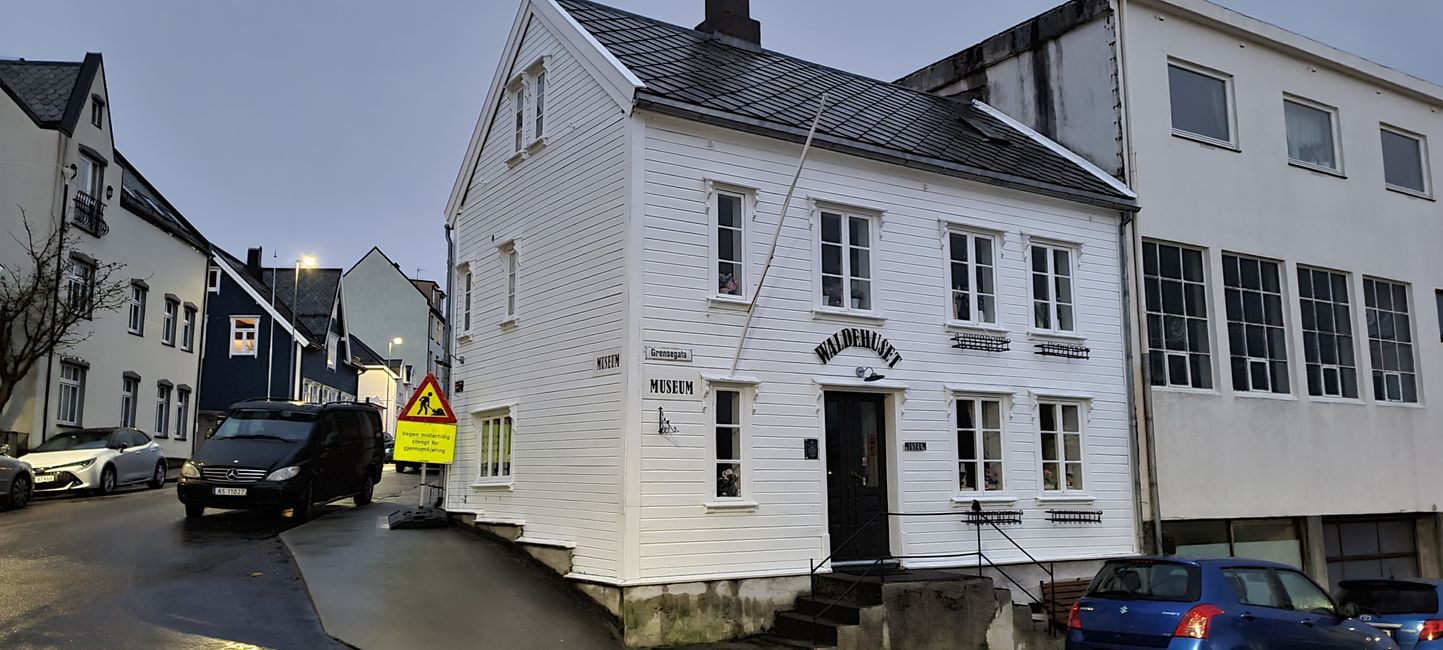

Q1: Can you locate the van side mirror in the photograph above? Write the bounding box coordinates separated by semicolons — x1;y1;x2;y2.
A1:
1338;602;1360;619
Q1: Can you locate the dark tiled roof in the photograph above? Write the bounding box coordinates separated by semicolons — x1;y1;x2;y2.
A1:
556;0;1133;208
116;152;209;253
213;248;304;336
265;268;342;341
349;336;387;366
0;59;81;125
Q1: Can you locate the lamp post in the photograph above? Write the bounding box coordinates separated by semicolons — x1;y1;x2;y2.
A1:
289;255;317;400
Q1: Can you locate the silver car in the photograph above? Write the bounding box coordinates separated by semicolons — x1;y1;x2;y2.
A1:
23;428;168;495
0;444;33;510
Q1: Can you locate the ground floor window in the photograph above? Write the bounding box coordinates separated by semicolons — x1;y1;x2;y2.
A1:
956;396;1003;493
476;411;513;482
1162;518;1303;569
1038;401;1083;492
57;362;86;426
1324;518;1418;591
714;389;744;498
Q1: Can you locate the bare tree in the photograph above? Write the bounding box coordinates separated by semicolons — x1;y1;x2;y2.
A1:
0;208;129;415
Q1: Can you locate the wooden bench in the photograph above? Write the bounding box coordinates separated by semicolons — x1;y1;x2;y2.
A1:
1041;578;1093;630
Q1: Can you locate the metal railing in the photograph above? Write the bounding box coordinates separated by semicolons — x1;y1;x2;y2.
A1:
805;500;1057;643
71;191;109;237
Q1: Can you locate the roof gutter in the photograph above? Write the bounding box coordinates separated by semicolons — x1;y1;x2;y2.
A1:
634;93;1140;213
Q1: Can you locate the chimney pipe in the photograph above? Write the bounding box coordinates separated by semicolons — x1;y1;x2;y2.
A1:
696;0;760;49
246;247;263;278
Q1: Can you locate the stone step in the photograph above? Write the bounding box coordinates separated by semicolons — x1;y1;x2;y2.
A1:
790;595;866;625
772;611;844;646
811;573;884;605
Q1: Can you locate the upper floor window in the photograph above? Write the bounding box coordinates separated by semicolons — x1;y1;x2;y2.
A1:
57;362;86;426
946;229;998;325
181;305;197;352
1030;242;1075;332
1039;401;1084;493
230;316;259;357
512;86;525;154
1143;241;1211;389
956;396;1004;493
90;96;104;128
1298;267;1358;399
1222;253;1289;394
533;71;546;141
1381;126;1430;196
326;333;340;369
1364;278;1418;403
503;245;519;321
76;152;105;200
818;210;876;312
161;297;179;346
714;190;747;298
207;267;222;293
1168;61;1233;146
1436;290;1443;343
462;269;473;331
127;283;147;335
67;257;95;319
1283;97;1340;172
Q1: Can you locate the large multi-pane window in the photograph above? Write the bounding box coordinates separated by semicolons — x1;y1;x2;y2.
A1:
127;283;147;335
1222;254;1289;394
1039;401;1083;493
714;389;744;499
1325;518;1419;592
956;397;1003;493
476;411;514;481
57;362;86;426
155;383;172;437
819;211;874;311
1030;243;1075;332
1298;267;1358;399
120;375;138;428
1143;242;1211;388
1168;62;1233;145
1364;278;1418;403
946;230;997;325
715;191;746;297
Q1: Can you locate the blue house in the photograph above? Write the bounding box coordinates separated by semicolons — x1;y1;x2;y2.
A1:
196;247;362;438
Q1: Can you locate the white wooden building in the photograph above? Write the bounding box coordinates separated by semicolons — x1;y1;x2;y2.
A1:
443;0;1140;644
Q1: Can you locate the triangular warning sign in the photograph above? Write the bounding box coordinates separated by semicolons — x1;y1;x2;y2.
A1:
397;373;457;424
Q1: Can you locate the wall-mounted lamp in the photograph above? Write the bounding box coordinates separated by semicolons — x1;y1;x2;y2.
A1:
65;163;77;181
658;407;678;435
105;185;113;200
855;366;885;382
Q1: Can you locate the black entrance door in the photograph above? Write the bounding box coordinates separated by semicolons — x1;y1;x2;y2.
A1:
825;392;889;562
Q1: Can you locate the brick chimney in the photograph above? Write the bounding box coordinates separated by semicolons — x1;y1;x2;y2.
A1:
246;247;263;278
696;0;760;49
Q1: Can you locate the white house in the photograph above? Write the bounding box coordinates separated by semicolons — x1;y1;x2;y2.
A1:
901;0;1443;590
0;54;210;459
443;0;1139;645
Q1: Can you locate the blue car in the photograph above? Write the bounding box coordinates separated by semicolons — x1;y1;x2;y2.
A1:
1337;579;1443;649
1067;557;1397;649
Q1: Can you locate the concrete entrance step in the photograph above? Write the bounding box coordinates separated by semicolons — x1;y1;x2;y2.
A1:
771;611;846;646
789;595;866;625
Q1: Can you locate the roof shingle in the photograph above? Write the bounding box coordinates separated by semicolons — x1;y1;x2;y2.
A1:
0;59;81;125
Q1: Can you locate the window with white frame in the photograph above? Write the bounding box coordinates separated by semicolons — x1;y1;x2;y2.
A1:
90;96;104;128
1038;401;1083;492
120;375;138;428
512;86;524;154
1284;97;1340;171
1298;267;1358;398
207;267;221;293
715;190;746;298
57;362;85;426
1168;61;1233;145
127;283;146;335
714;388;745;499
533;71;546;141
181;305;196;351
155;383;172;437
476;410;514;482
462;269;473;331
1222;254;1289;394
946;229;998;325
161;297;178;346
504;245;518;320
1382;126;1429;195
326;333;339;369
1143;242;1212;388
230;316;259;357
1030;242;1075;332
956;396;1004;493
176;388;190;440
1364;278;1418;403
818;210;875;311
67;257;95;318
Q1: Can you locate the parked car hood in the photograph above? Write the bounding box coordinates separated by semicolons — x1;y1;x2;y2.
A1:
0;456;30;471
194;438;304;472
21;449;107;470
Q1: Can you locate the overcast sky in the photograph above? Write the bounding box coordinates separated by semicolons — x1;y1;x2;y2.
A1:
2;1;1438;282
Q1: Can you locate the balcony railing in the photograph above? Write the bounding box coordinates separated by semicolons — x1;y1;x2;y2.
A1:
71;191;109;237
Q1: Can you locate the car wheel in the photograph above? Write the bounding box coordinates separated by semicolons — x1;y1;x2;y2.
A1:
354;473;375;506
184;503;205;519
148;461;166;489
96;466;117;496
290;482;314;523
6;475;30;510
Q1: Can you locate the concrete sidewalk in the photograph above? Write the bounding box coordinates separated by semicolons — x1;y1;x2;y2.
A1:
281;501;621;650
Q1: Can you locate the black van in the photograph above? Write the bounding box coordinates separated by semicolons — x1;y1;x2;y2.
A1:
178;400;385;520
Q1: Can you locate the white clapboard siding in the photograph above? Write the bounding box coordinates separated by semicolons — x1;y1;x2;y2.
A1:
635;113;1136;580
446;14;629;579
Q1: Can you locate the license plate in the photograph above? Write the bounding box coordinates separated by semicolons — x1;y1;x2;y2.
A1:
213;487;247;496
33;474;55;484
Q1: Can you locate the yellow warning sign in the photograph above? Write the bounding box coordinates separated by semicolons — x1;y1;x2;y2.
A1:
394;373;457;464
401;378;453;421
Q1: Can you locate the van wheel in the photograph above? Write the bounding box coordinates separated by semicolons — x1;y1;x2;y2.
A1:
185;504;205;518
354;474;375;506
290;483;314;522
148;461;167;489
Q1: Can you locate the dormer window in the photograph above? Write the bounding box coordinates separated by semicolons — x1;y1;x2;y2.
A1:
90;96;104;129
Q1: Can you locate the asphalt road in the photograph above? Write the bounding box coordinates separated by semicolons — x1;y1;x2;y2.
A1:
0;465;423;650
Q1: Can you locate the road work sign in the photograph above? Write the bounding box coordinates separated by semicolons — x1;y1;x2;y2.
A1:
394;373;457;464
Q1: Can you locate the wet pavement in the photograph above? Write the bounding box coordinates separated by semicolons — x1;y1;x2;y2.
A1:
0;465;420;649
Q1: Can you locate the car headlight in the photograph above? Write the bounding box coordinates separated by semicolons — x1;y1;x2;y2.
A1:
265;466;301;482
181;461;201;478
45;458;95;471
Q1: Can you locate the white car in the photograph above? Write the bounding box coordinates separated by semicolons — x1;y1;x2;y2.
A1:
23;428;168;495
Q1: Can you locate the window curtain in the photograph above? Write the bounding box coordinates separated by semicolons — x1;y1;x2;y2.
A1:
1285;102;1335;168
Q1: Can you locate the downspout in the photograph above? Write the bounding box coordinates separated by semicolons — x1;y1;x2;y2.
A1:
438;221;456;509
40;134;73;444
193;254;211;455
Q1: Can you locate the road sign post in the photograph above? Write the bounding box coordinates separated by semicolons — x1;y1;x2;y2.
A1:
393;373;458;507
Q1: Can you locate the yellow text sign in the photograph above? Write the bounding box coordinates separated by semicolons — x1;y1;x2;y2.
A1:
394;420;457;464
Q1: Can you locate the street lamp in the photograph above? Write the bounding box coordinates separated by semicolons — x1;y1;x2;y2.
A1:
388;336;404;359
266;253;316;400
289;255;317;400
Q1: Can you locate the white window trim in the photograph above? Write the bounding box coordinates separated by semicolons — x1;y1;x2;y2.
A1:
176;388;190;441
952;393;1009;499
472;406;516;488
207;267;221;293
1283;94;1345;176
1362;276;1420;405
155;383;172;438
1143;240;1215;390
229;316;260;358
326;333;340;370
943;226;1001;328
531;69;547;147
1026;237;1081;336
1221;252;1292;395
506;75;526;164
121;376;138;428
1296;265;1361;401
501;242;519;325
1167;58;1239;150
705;382;756;512
127;283;146;335
161;298;179;347
181;306;197;352
1380;123;1432;198
458;262;474;338
57;362;85;426
1036;399;1089;497
707;180;755;304
812;202;882;318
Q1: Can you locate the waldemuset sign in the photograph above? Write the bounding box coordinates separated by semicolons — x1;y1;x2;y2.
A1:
814;328;902;368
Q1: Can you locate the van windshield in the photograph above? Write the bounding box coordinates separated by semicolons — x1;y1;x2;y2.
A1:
1087;560;1201;602
211;410;316;443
